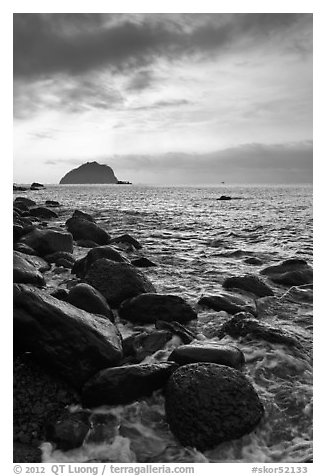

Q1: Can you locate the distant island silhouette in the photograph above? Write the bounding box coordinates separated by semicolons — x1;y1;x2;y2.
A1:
59;161;130;184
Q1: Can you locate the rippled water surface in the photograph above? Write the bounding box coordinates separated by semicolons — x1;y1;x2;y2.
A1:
23;184;313;463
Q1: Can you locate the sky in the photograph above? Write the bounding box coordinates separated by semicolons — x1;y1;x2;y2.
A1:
13;13;313;184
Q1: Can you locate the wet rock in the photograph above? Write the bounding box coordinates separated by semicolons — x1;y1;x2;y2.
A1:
66;283;114;321
66;217;110;245
13;284;123;388
168;341;245;370
131;257;157;267
14;224;25;243
14;354;80;448
29;207;58;219
14;243;38;256
198;293;257;316
85;413;119;445
261;259;313;286
85;258;156;308
223;274;274;297
20;228;73;256
122;330;172;363
165;363;264;451
45;410;91;450
76;239;98;248
45;251;75;266
109;234;142;250
51;288;69;301
244;257;264;266
72;209;95;223
280;284;313;303
14;197;36;207
45;200;60;207
217;195;232;200
217;312;301;347
155;320;197;344
119;293;197;324
82;362;178;407
72;245;128;278
14;201;30;212
13;251;45;286
30;182;44;189
22;254;51;272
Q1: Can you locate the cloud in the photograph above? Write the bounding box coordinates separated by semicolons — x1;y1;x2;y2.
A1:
132;99;192;111
14;13;312;79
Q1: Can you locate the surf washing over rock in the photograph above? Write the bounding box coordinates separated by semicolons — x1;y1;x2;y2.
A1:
13;184;312;464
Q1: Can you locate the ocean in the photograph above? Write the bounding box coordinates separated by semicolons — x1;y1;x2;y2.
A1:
16;184;313;463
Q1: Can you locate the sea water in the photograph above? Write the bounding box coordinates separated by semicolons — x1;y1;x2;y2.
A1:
18;184;312;463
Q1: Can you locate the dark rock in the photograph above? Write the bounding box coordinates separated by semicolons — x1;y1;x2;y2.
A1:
223;274;274;297
131;257;157;267
71;245;127;278
198;293;257;316
119;294;197;324
14;224;25;243
30;182;44;189
217;312;301;347
66;217;110;245
13;251;45;286
14;243;38;256
60;162;118;184
21;253;51;272
45;200;60;207
14;197;36;207
45;410;91;450
66;283;114;321
76;239;98;248
45;251;75;266
82;362;178;407
165;363;264;451
20;228;73;256
14;354;80;448
261;259;313;286
13;185;28;191
84;413;119;445
109;234;142;250
85;258;156;308
14;201;30;212
168;341;245;370
73;209;95;222
122;330;172;363
217;195;232;200
13;284;123;388
29;207;58;219
280;285;313;303
155;320;197;344
244;257;264;265
51;288;69;301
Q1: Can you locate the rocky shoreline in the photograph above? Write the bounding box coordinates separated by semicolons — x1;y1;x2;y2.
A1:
13;194;313;463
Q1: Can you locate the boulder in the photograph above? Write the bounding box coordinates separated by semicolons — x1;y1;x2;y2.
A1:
29;207;58;219
66;217;110;245
14;224;25;243
72;209;95;223
260;259;313;286
66;283;114;321
76;239;98;248
165;363;264;451
21;253;51;272
44;251;75;266
122;330;172;364
51;288;69;301
109;234;142;250
82;362;178;407
45;410;91;451
118;293;197;324
14;243;38;256
19;228;73;256
13;251;45;286
217;195;232;200
168;341;245;370
14;197;36;207
30;182;44;189
45;200;60;207
71;245;127;278
198;293;257;316
217;312;301;348
85;258;156;308
222;274;274;297
131;257;157;267
14;201;30;212
13;284;123;388
155;320;197;344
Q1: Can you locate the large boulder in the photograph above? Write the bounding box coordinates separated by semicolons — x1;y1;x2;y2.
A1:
45;410;91;451
168;341;245;370
14;197;36;207
45;200;60;207
66;283;114;321
19;253;51;272
122;330;172;364
72;209;95;222
19;228;73;256
131;257;157;267
217;312;301;348
260;259;313;286
222;274;274;297
66;217;110;245
13;251;45;286
85;258;156;308
109;234;142;250
118;294;197;324
29;207;58;219
71;246;127;278
155;320;197;344
198;292;257;316
13;284;123;388
82;362;178;407
165;363;264;451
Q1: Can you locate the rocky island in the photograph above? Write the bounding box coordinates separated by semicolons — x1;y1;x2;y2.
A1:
60;162;119;184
